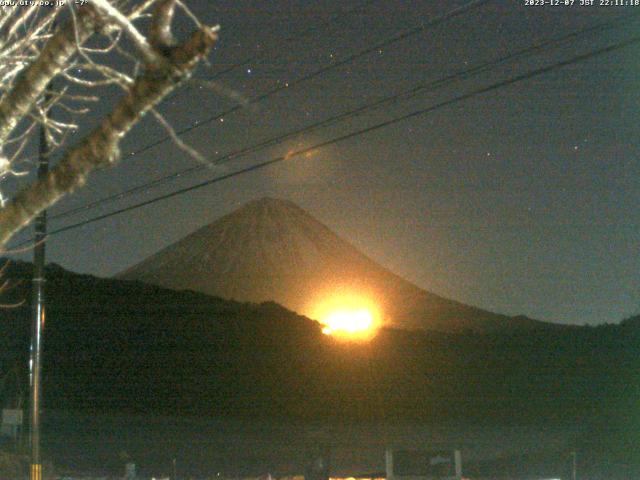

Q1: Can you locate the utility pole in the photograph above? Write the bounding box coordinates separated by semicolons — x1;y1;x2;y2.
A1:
571;450;577;480
29;92;51;480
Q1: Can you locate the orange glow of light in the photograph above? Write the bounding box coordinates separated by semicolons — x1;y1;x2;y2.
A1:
310;292;380;341
321;309;373;336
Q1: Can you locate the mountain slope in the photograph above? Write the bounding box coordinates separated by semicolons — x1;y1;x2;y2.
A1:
119;197;554;333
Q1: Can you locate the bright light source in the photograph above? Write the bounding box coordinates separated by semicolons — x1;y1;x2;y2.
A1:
322;309;373;336
310;291;381;341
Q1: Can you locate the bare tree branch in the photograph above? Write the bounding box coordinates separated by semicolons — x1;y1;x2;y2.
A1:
0;23;219;248
150;107;219;169
0;7;99;147
150;0;177;49
91;0;165;65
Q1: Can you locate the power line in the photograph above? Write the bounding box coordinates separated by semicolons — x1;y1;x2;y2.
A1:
50;13;637;222
117;0;492;158
15;34;639;246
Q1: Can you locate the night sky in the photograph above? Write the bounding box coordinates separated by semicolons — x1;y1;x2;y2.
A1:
8;0;640;326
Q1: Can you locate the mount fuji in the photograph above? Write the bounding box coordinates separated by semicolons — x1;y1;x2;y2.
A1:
119;197;555;333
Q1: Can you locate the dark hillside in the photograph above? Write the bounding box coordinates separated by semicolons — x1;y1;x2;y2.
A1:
0;260;636;427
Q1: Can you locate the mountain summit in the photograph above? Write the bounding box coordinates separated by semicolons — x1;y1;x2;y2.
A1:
119;197;551;333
